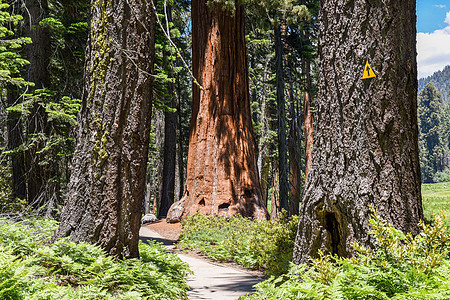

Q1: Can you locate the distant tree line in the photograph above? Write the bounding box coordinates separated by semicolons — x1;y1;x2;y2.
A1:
419;65;450;102
418;82;450;183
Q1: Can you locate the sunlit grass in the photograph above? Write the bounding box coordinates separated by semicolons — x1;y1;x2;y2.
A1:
422;181;450;228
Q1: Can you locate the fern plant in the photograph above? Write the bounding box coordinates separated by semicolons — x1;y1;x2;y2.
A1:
0;217;191;299
241;212;450;300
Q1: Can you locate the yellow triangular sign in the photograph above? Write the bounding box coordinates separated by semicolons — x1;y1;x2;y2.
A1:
362;61;376;79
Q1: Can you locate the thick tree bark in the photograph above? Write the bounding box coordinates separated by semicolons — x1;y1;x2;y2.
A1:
54;0;155;258
167;0;268;221
293;0;423;264
275;24;289;214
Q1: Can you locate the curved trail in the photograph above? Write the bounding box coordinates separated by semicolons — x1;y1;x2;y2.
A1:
139;226;263;300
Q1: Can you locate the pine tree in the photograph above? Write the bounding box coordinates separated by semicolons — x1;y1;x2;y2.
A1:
1;0;32;202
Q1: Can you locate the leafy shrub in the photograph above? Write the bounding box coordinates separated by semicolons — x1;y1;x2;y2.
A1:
177;212;299;276
241;212;450;300
0;217;190;299
434;168;450;183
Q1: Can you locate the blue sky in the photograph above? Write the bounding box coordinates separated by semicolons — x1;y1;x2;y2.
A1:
417;1;448;32
416;0;450;78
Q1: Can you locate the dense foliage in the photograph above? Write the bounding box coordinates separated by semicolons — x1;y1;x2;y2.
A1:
417;65;450;183
0;0;31;89
0;216;190;299
418;83;448;183
177;212;299;276
0;0;87;211
419;65;450;102
241;212;450;300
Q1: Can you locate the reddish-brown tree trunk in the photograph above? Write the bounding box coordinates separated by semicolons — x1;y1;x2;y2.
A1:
303;58;314;185
167;0;268;221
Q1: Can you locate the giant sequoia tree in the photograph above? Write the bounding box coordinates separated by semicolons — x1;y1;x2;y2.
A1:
167;0;268;221
293;0;423;264
54;0;155;258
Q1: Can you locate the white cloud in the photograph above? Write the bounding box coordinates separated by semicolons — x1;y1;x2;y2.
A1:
434;4;446;8
417;11;450;78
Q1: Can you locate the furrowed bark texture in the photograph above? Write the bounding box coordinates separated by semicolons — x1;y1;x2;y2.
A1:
293;0;423;264
167;0;268;221
54;0;155;258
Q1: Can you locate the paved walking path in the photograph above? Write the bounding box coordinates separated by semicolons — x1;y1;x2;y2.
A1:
139;226;263;300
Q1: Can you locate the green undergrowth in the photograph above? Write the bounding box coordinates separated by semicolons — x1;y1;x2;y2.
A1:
177;212;299;276
422;182;450;228
0;217;190;299
241;212;450;300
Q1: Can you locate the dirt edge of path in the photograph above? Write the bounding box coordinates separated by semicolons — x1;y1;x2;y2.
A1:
143;219;266;279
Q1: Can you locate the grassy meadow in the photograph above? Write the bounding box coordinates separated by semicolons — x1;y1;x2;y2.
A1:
422;181;450;228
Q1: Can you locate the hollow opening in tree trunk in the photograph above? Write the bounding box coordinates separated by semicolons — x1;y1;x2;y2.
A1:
243;188;253;198
199;199;205;206
218;202;230;214
218;202;230;209
325;212;341;256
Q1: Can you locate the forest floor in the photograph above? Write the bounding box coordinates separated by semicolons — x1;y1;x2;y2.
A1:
139;220;264;300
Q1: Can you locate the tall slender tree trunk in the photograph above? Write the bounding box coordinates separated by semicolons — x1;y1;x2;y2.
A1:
7;90;26;201
176;77;186;201
167;0;268;222
159;8;177;217
275;24;289;214
302;50;314;185
54;0;155;258
154;110;164;214
270;165;279;221
258;54;273;208
293;0;422;264
287;71;302;216
23;0;53;209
